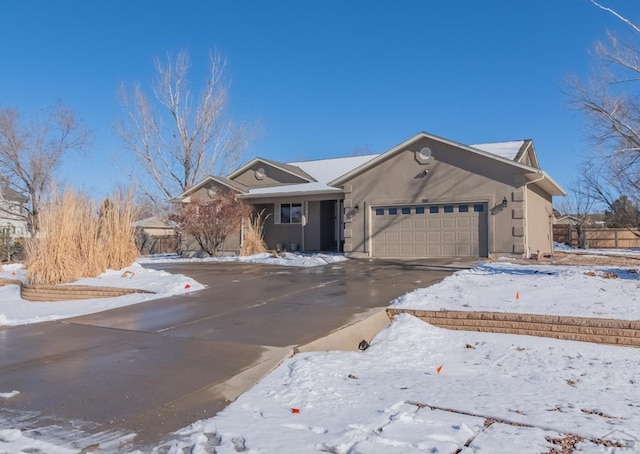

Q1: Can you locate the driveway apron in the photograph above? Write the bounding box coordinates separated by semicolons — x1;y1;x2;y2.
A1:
0;258;469;450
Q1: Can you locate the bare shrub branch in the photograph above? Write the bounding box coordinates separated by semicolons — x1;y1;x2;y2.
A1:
171;191;252;256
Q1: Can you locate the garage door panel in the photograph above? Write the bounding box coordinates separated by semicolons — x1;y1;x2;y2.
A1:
442;218;455;228
414;231;426;242
372;203;487;258
457;218;471;228
442;231;456;241
400;232;413;242
428;231;441;241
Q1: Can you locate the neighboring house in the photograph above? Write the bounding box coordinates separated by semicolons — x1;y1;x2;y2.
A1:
554;214;605;227
0;186;29;238
134;216;179;255
172;131;565;258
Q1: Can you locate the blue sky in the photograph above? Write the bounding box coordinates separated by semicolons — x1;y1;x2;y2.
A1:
1;0;639;200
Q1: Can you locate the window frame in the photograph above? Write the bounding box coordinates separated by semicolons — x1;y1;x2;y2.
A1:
275;202;303;224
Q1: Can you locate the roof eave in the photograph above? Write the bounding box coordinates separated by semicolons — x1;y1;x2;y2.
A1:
238;189;343;200
526;171;566;197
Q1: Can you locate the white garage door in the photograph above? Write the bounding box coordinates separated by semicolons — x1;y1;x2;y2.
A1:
372;203;487;258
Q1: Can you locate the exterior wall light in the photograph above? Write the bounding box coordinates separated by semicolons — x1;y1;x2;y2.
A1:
353;203;360;213
502;197;508;208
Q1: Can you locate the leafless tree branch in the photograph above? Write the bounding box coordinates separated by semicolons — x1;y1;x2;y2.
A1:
115;50;255;211
0;102;90;232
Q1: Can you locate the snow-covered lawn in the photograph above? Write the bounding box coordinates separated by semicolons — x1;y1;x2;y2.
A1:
0;252;344;327
160;315;640;453
2;258;640;453
554;241;640;257
0;263;203;326
391;261;640;320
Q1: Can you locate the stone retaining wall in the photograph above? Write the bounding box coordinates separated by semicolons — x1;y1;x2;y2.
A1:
387;309;640;348
0;279;153;302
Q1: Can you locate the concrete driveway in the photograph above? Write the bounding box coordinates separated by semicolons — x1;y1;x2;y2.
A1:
0;258;471;451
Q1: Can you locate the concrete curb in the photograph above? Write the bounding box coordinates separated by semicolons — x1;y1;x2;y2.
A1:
206;308;393;408
387;309;640;347
296;308;391;353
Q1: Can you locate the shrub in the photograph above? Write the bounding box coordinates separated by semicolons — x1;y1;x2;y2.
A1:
25;189;138;285
172;190;252;256
240;210;269;256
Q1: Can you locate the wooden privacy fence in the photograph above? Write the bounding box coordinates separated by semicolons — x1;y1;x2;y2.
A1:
553;224;640;249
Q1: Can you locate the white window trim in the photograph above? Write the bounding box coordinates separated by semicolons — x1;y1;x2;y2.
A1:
274;202;302;225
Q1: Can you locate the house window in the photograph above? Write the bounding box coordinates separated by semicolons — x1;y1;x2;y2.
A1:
388;208;398;215
459;205;469;212
415;207;425;214
401;207;411;215
280;203;302;224
444;205;454;213
429;206;439;214
375;208;384;216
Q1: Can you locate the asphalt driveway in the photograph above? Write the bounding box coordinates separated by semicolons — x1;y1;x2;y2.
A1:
0;258;471;451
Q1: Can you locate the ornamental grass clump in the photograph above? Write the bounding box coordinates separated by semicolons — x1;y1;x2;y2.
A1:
240;210;269;256
26;189;138;286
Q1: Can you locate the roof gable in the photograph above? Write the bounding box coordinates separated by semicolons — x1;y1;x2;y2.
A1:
235;154;378;198
227;158;316;183
328;132;564;196
169;176;247;203
0;186;27;204
329;132;540;187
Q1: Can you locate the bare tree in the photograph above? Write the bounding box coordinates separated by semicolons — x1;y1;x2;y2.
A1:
116;50;252;208
171;190;252;256
0;102;90;233
568;2;640;209
558;180;597;248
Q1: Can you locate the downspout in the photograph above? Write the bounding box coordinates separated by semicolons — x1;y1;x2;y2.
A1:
363;201;368;255
523;173;546;257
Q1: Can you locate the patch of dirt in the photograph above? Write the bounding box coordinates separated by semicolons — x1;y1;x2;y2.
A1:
508;251;640;268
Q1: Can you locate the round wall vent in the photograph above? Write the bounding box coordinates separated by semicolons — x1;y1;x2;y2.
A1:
255;167;266;180
419;147;432;159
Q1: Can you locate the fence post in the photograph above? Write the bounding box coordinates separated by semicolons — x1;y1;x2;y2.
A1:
615;229;618;248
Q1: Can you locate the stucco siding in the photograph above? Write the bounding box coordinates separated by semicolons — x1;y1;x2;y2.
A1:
253;203;302;251
526;184;554;255
341;137;529;257
234;163;308;188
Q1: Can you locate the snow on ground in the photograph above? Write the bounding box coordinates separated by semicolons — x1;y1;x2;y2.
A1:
157;315;640;453
391;261;640;320
0;253;342;327
148;260;640;453
0;263;203;326
554;241;640;256
137;251;348;267
3;257;640;453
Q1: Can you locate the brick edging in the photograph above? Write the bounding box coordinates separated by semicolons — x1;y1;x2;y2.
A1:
0;278;153;302
387;309;640;348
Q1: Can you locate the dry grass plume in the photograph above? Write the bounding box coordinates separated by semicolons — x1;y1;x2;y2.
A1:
26;189;138;285
240;210;269;256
